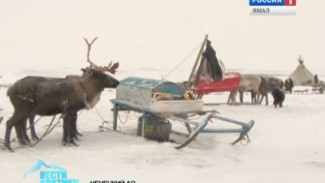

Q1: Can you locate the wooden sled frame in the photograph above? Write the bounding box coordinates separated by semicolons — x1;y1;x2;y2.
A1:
111;99;254;149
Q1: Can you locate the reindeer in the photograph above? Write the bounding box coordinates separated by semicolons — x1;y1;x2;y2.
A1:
258;76;283;105
4;38;119;151
228;74;261;104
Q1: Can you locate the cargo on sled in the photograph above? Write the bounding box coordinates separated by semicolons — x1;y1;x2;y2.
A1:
111;76;254;149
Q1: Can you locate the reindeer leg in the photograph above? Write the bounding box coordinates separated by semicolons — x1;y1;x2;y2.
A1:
227;92;232;104
259;94;264;104
73;114;83;138
29;115;39;140
14;124;26;145
62;112;69;146
69;111;79;146
5;124;14;152
265;94;269;105
227;91;235;104
72;113;82;141
14;118;30;145
5;111;27;152
20;119;31;145
250;92;253;103
62;110;79;146
14;124;23;145
256;93;261;105
239;91;243;103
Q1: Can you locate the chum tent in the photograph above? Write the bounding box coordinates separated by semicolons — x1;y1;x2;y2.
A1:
289;55;314;86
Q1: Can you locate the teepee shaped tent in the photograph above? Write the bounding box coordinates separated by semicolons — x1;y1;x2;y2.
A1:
289;55;314;86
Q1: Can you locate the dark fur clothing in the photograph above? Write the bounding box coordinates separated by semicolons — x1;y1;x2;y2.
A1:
272;88;285;108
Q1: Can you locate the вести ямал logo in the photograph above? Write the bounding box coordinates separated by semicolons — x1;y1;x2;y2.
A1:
24;159;79;183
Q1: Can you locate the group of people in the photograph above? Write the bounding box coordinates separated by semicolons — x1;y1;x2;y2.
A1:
284;78;294;93
285;74;323;94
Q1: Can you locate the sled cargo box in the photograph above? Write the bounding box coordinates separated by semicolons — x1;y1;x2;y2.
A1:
137;115;172;142
116;77;203;113
192;72;241;95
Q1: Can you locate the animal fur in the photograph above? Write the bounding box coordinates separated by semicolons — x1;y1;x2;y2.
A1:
271;87;285;108
4;67;119;151
227;74;261;104
258;76;283;105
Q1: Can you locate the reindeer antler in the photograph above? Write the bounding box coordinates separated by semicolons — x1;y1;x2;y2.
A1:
83;37;119;74
104;61;119;74
84;37;99;69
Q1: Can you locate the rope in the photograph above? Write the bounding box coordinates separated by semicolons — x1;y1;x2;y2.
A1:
163;42;201;80
118;111;130;124
95;107;135;133
94;106;112;131
0;116;44;146
94;107;107;122
94;106;122;132
31;115;62;147
33;116;42;124
0;115;58;148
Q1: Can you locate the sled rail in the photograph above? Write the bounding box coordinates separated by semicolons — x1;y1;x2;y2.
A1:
111;99;255;149
172;114;254;149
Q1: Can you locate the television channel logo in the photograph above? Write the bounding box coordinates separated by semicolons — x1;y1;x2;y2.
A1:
23;159;79;183
250;0;296;16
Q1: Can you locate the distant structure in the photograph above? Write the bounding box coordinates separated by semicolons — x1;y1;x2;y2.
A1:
288;55;314;86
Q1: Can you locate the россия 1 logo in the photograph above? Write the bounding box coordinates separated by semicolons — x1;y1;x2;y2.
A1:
250;0;296;16
23;159;79;183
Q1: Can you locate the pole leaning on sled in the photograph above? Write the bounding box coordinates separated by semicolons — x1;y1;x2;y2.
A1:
168;113;255;149
111;38;255;149
186;34;208;90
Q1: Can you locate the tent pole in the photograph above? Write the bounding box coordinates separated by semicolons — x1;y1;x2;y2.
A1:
186;34;208;90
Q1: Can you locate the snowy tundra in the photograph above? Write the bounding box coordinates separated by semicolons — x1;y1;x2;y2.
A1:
0;69;324;183
0;1;324;182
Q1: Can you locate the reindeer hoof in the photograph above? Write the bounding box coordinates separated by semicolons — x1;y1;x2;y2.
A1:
76;132;83;137
74;136;81;141
5;145;14;152
73;134;82;141
72;142;79;147
32;136;40;141
62;141;79;147
62;141;70;146
23;142;31;147
24;138;32;145
20;140;29;146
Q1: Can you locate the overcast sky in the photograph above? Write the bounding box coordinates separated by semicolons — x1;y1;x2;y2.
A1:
0;0;324;79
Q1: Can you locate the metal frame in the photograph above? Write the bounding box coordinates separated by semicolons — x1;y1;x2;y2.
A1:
111;99;254;149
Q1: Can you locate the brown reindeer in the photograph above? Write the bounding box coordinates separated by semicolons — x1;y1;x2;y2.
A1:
258;76;283;105
234;75;283;105
227;74;261;104
4;38;119;151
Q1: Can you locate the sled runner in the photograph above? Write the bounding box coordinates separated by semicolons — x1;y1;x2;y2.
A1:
111;77;254;149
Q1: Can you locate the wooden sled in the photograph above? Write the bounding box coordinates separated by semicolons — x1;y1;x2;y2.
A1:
111;99;254;149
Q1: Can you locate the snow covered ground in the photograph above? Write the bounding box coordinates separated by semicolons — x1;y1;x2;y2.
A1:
1;1;324;182
0;68;324;183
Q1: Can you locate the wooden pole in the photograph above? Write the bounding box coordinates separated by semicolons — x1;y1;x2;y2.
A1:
186;34;208;89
